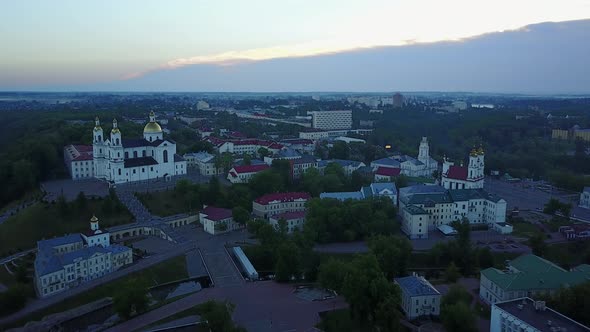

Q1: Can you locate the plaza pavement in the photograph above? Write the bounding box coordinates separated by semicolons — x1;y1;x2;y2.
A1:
106;281;347;332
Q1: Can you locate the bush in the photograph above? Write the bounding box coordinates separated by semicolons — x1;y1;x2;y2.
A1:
0;284;28;316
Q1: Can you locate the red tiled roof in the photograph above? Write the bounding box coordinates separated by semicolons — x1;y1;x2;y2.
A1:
375;167;401;176
232;164;270;174
74;145;93;152
201;206;233;221
281;139;314;145
255;192;311;205
269;211;306;220
445;165;468;181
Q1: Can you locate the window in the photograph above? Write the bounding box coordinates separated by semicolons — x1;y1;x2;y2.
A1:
133;169;136;174
125;152;129;159
143;150;146;157
133;151;138;158
116;138;120;145
142;168;145;173
118;169;121;176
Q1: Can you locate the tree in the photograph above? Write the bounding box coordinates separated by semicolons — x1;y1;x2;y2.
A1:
113;279;149;319
249;170;285;197
543;198;562;215
329;141;350;160
57;193;68;216
318;259;351;292
257;147;270;158
175;179;191;196
197;300;246;332
368;235;412;279
301;167;323;197
206;177;222;205
441;302;477;332
441;285;472;308
75;191;87;211
0;284;28;316
444;262;461;283
394;174;408;189
232;206;250;225
241;154;252;166
275;241;301;282
477;247;495;269
546;281;590;326
529;233;547;256
340;254;401;327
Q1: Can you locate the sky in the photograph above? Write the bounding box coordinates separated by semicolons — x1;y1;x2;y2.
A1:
1;0;590;91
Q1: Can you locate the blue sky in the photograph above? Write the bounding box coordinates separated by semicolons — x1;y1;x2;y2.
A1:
1;0;589;90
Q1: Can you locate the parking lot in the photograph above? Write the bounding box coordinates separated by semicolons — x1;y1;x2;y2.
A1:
484;177;577;211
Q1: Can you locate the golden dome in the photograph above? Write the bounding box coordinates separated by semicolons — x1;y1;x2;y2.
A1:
478;146;485;155
90;215;98;222
144;121;162;133
111;127;120;134
470;148;478;157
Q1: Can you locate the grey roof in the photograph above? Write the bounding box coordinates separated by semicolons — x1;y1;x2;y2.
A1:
371;157;401;168
184;151;215;163
124;157;158;168
399;185;447;196
403;205;429;215
293;155;318;165
35;244;131;277
320;191;364;201
395;276;440;297
38;234;83;251
174;154;185;162
277;148;301;158
448;189;505;203
122;138;167;148
330;159;364;168
369;182;397;195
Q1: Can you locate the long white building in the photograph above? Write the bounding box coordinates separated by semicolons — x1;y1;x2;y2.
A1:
310;110;352;130
34;216;132;298
92;112;187;184
399;185;507;239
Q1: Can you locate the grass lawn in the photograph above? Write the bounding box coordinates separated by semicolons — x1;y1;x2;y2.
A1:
511;221;544;239
3;255;188;330
544;217;572;232
0;199;133;255
136;190;195;217
543;241;590;268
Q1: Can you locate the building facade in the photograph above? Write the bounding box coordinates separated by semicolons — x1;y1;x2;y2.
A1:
199;206;241;235
252;192;310;219
320;182;398;206
64;145;94;180
310;110;353;130
268;211;306;233
395;275;441;320
34;216;132;298
580;187;590;209
479;254;590;305
399;185;507;239
370;137;438;178
184;151;222;176
441;146;485;190
91;112;186;184
227;164;270;183
490;297;590;332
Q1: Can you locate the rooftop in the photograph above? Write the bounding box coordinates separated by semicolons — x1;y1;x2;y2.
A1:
445;165;468;181
403;205;429;215
481;254;590;292
201;206;233;221
320;191;364;201
255;192;311;205
495;297;590;332
371;157;401;168
375;167;401;176
395;275;440;297
231;164;270;174
124;156;158;168
38;234;83;251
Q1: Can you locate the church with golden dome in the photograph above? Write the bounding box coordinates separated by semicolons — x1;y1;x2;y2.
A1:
441;145;485;190
91;111;186;184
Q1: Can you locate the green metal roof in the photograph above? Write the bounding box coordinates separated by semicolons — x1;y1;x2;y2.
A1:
481;255;590;291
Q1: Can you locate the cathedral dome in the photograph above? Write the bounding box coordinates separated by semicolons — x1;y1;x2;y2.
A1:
144;121;162;133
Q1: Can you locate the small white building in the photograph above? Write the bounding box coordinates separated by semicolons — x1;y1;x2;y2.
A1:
64;145;94;180
492;222;513;234
34;216;132;298
199;206;241;235
268;211;306;233
184;151;222;176
227;164;270;184
490;297;590;332
394;275;441;320
252;192;310;220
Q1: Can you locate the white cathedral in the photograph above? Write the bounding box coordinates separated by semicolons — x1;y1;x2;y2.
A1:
91;111;186;184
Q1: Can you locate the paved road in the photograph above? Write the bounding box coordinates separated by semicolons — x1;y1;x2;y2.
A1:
0;249;36;265
484;177;576;211
106;281;347;332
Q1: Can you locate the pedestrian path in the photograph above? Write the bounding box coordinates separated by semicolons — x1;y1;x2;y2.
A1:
200;246;244;288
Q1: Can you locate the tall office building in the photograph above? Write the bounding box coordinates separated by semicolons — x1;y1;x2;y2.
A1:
393;93;405;108
310;110;352;130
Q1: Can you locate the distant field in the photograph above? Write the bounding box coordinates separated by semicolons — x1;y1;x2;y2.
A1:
0;199;132;255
